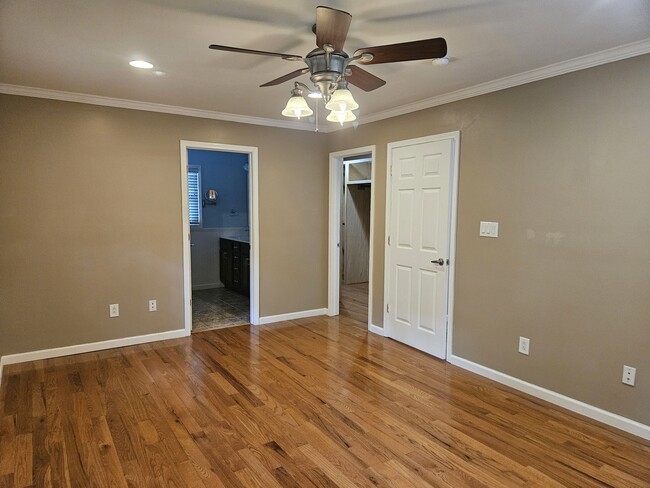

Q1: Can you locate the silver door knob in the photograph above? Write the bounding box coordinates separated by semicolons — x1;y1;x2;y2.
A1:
431;258;444;265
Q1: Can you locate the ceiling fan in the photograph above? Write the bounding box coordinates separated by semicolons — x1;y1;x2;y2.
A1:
209;6;447;122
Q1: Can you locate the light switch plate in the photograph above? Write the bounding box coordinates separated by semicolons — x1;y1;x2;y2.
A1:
480;221;499;238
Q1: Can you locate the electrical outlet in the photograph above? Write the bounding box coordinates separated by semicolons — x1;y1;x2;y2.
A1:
622;365;636;386
518;336;530;355
148;299;157;312
109;303;119;318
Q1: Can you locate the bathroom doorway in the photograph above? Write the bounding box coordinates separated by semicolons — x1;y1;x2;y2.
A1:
180;141;259;334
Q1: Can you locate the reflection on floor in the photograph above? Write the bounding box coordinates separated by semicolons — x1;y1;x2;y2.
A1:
192;287;249;333
340;282;369;323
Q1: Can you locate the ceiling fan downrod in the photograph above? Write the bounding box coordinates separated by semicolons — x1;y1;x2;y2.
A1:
305;44;348;102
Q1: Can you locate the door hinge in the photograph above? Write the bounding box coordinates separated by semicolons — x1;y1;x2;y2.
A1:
386;303;390;314
390;164;393;177
388;235;391;246
190;299;192;307
188;232;191;241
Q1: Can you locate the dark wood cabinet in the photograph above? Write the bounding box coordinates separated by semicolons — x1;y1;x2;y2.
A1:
241;244;250;293
219;238;250;296
219;239;233;287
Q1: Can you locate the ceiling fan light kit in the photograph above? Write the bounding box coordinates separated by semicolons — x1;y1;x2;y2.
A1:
326;109;356;125
281;86;313;119
209;6;447;126
324;81;358;112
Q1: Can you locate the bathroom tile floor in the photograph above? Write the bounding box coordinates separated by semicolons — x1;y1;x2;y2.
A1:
192;287;249;333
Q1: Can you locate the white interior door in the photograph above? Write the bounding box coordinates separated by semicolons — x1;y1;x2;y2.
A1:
386;137;454;358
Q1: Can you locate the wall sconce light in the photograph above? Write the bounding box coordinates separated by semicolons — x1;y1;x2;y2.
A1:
203;188;218;207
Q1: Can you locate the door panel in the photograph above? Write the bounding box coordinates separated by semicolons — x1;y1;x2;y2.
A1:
397;190;414;248
386;137;453;359
395;265;412;325
421;189;440;252
418;269;437;333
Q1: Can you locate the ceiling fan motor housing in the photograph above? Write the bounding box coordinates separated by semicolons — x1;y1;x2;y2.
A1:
306;49;349;101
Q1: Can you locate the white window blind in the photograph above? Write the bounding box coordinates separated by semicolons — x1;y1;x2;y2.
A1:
188;166;201;226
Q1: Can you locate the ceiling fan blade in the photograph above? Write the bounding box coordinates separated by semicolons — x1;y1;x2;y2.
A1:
260;68;310;87
354;38;447;65
316;6;352;52
346;66;386;92
209;44;302;61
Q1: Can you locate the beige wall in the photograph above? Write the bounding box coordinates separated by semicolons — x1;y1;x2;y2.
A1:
0;95;328;358
328;54;650;424
1;53;648;426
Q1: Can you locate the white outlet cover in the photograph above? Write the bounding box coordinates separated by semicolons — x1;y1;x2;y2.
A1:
518;336;530;355
109;303;119;318
622;365;636;386
149;299;157;312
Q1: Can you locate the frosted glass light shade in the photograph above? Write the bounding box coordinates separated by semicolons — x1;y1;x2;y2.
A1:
326;110;357;125
325;89;359;111
281;95;313;118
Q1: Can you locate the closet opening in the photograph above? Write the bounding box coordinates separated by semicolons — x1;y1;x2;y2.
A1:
327;145;377;331
339;155;372;323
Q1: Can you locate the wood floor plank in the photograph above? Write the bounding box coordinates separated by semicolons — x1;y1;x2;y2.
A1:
13;434;33;488
340;282;369;323
1;317;649;487
0;416;16;477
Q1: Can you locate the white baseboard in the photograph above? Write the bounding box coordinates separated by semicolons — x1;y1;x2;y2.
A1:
0;329;188;386
368;324;386;336
449;354;650;441
192;283;224;291
258;308;328;325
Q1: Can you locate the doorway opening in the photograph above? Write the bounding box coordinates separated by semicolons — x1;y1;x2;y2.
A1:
180;141;260;335
340;154;372;322
328;145;377;331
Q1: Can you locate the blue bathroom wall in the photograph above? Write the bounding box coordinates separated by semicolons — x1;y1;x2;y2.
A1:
188;149;249;228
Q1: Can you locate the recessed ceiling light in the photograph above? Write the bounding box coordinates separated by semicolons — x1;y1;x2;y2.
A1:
432;57;450;66
129;60;154;69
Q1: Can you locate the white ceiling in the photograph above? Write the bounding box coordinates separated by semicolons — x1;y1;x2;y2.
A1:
1;0;649;129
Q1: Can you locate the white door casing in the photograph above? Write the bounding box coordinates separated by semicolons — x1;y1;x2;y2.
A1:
384;133;459;359
327;146;377;329
180;140;260;334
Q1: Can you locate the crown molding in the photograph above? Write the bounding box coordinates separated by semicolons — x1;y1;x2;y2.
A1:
0;83;318;132
355;38;650;127
2;39;648;133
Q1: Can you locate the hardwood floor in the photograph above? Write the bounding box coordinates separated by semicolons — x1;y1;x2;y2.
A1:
340;282;369;323
1;316;648;487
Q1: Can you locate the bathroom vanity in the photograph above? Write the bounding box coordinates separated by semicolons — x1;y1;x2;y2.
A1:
219;237;250;296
